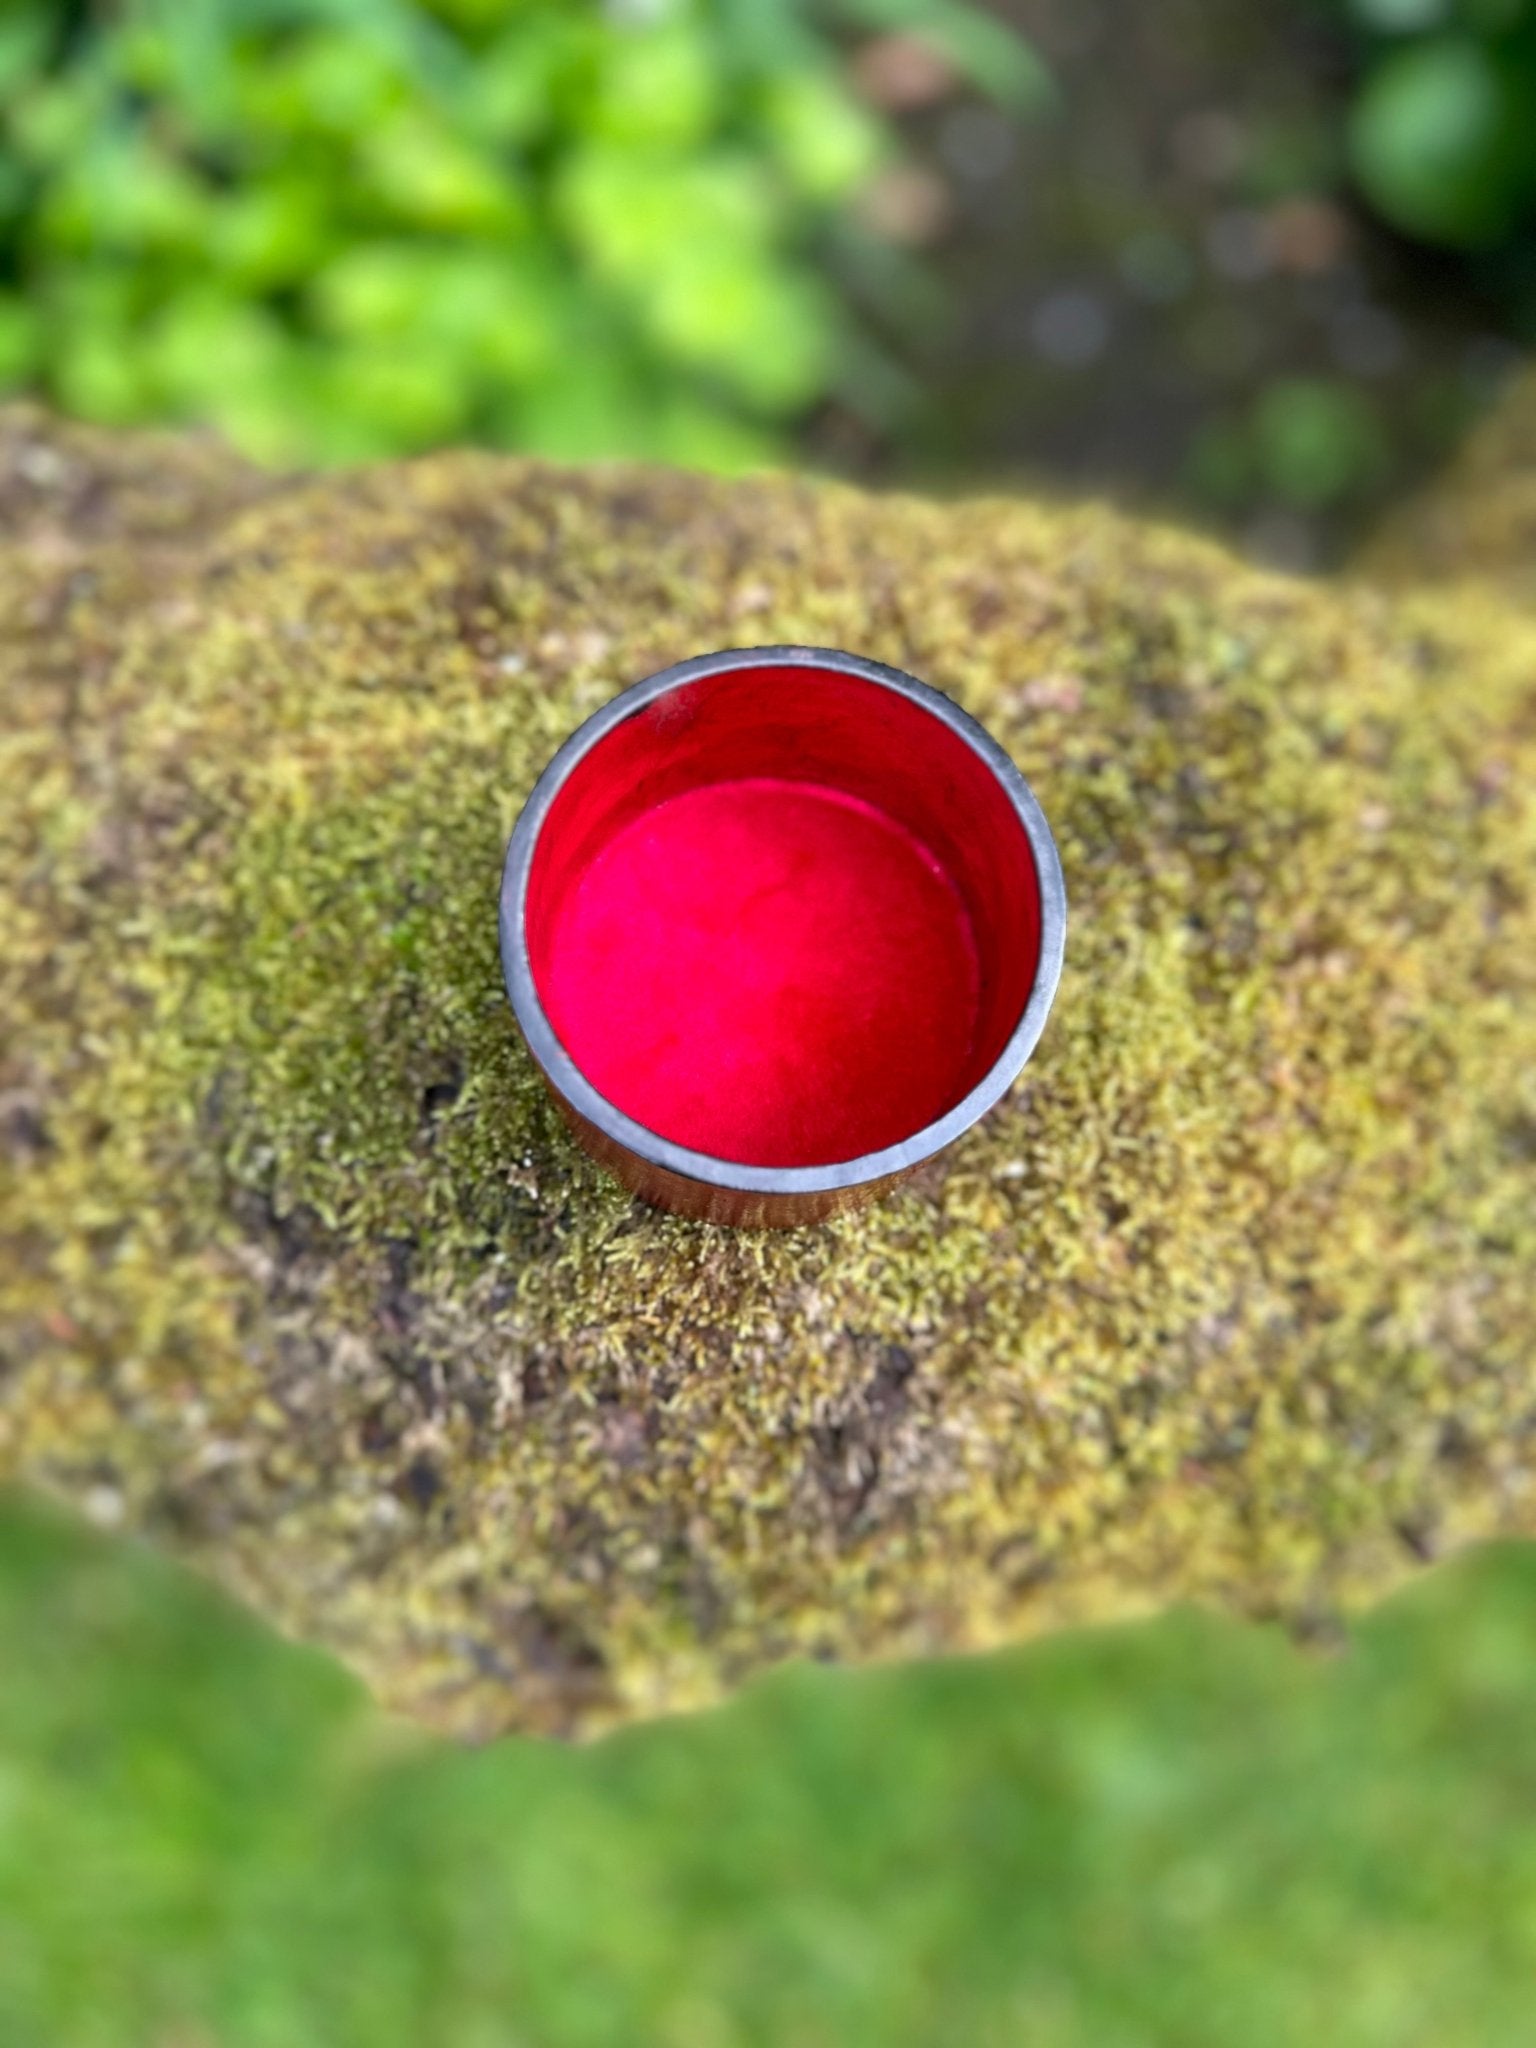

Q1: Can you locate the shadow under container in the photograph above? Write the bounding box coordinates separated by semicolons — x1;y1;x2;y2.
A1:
499;645;1066;1227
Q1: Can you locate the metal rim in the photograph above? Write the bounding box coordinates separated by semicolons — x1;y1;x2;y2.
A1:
499;645;1068;1198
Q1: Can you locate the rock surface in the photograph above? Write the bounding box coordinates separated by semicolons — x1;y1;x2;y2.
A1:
1;401;1532;1738
1363;365;1536;602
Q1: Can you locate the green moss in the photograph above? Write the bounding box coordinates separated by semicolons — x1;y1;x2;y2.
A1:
2;403;1533;1737
1364;363;1536;599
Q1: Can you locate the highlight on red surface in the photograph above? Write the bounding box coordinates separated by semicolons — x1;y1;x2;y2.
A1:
520;655;1046;1173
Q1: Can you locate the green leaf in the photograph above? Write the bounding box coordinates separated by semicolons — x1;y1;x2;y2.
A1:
143;291;292;414
0;149;29;226
233;27;410;140
110;21;178;96
1349;38;1536;246
653;393;780;474
359;111;528;233
37;134;213;257
558;145;775;285
585;21;720;151
321;339;470;451
52;321;151;426
130;0;242;125
428;250;565;386
0;292;40;388
1457;0;1530;32
209;179;332;289
1251;379;1389;508
758;68;889;203
310;241;445;338
641;246;836;412
463;18;592;146
257;351;405;466
309;244;557;376
8;73;111;169
420;0;531;32
709;0;825;77
504;344;655;463
0;10;52;96
313;240;563;387
1348;0;1448;31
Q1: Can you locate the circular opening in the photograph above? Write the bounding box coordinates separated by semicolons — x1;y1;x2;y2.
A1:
521;655;1045;1170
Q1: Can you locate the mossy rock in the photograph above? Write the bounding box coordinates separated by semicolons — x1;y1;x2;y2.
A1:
1364;364;1536;600
2;402;1532;1739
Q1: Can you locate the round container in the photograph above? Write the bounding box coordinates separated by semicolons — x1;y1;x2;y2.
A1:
499;645;1066;1227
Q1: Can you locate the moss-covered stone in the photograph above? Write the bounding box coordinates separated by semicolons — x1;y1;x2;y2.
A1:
1363;365;1536;601
2;401;1532;1738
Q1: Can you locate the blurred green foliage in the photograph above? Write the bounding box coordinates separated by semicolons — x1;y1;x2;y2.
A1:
4;1485;1536;2046
0;0;1039;470
1188;376;1394;516
1339;0;1536;248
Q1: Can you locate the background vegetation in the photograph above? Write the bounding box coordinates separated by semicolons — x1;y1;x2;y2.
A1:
1340;0;1536;261
0;0;1038;469
7;1;1535;560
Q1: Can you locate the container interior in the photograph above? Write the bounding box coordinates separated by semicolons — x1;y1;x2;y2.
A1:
524;661;1043;1168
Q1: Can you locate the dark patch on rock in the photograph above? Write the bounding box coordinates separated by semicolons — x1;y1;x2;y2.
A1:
1;1097;52;1163
395;1457;444;1513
